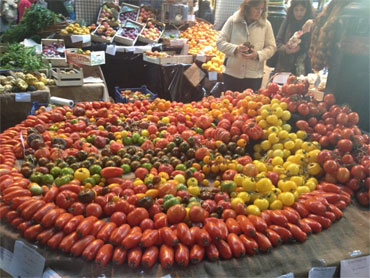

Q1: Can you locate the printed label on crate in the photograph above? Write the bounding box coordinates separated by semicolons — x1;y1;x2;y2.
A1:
9;240;45;278
43;267;62;278
71;35;91;43
308;267;336;278
126;21;139;28
340;255;370;278
15;92;31;102
121;5;135;12
0;247;13;275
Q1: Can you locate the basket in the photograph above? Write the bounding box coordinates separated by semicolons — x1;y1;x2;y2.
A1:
114;85;157;103
37;20;69;38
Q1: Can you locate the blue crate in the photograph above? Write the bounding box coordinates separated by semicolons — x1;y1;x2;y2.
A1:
29;101;50;115
114;85;158;103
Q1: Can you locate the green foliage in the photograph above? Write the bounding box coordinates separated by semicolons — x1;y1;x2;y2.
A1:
0;4;60;43
0;43;47;72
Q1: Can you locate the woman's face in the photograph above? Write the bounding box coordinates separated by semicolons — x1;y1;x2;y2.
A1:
247;2;264;22
293;4;307;21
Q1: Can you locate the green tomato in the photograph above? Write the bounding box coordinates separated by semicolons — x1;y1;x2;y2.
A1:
82;177;96;186
176;184;187;191
41;174;54;185
54;175;70;187
120;164;131;174
141;162;153;171
175;164;187;171
30;184;43;195
221;181;237;194
132;132;140;143
163;194;174;202
30;172;43;184
123;136;132;145
89;164;102;175
91;174;101;184
163;197;180;211
61;167;74;176
50;166;61;177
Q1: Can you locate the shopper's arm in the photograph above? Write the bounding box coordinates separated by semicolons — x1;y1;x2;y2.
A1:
216;17;238;56
257;21;277;61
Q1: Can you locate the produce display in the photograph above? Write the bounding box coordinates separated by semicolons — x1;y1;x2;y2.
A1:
75;49;91;56
42;42;65;59
93;22;118;42
118;26;141;40
119;89;154;102
0;43;46;72
60;23;90;35
98;4;120;26
0;76;368;270
140;21;163;42
144;50;169;58
119;5;139;23
0;72;53;93
138;6;155;23
181;21;225;73
0;4;62;43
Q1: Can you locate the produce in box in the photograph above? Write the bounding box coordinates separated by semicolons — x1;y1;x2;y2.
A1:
140;21;163;42
60;23;89;35
120;89;153;101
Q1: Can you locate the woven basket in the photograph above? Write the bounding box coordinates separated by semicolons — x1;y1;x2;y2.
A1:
37;20;69;38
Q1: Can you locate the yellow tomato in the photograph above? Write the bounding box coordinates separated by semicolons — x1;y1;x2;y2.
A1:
246;205;261;216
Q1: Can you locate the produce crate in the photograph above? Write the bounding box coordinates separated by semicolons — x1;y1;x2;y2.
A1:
138;5;158;23
176;55;193;64
114;20;145;46
91;24;118;44
138;19;165;44
65;49;105;67
41;39;68;67
162;38;188;48
51;67;84;87
97;2;120;26
114;85;157;103
143;53;177;65
119;3;140;24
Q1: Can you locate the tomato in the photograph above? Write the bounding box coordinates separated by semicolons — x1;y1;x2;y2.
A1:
95;244;113;268
103;202;117;216
69;202;85;216
142;246;159;268
248;215;267;233
215;239;233;259
167;204;186;224
127;207;149;226
90;220;106;237
356;191;369;207
159;244;174;269
112;246;127;266
41;208;66;229
47;231;65;250
347;112;359;126
236;215;256;237
97;222;117;242
225;218;241;235
70;235;95;257
82;239;104;261
101;167;123;178
195;228;211;247
188;206;206;223
190;244;205;264
32;203;56;223
297;103;309;116
59;231;79;253
76;216;97;238
55;213;74;231
227;233;245;257
160;227;179;246
56;190;78;210
351;165;366;180
175;243;190;266
110;211;127;226
63;215;84;234
337;139;353;153
287;223;307;243
308;214;331;229
336;167;350;184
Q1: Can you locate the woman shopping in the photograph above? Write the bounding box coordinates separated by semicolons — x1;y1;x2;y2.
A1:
217;0;276;92
274;0;314;76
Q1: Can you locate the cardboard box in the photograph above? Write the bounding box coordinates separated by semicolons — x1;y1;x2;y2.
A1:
41;39;68;67
184;63;206;87
114;20;145;46
143;53;177;65
138;19;165;44
66;49;105;67
51;67;84;87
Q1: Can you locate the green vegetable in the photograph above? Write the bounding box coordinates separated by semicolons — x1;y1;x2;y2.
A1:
0;4;61;43
0;43;46;72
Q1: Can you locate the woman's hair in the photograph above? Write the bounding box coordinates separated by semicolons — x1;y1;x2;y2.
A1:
239;0;268;20
287;0;314;22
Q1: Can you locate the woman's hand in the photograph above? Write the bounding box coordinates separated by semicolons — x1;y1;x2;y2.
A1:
302;19;314;33
285;45;300;54
241;48;258;60
234;44;250;55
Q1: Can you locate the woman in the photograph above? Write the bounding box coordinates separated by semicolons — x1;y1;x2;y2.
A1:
18;0;37;23
217;0;276;92
274;0;314;76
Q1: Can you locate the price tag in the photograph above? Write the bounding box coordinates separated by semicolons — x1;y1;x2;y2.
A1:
0;247;14;275
15;92;31;102
187;15;195;21
10;240;45;278
106;45;117;56
196;55;206;62
340;255;370;278
43;267;62;278
208;71;218;81
81;34;91;43
308;267;336;278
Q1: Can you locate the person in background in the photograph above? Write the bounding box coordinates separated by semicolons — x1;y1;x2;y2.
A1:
18;0;37;23
274;0;314;76
217;0;276;92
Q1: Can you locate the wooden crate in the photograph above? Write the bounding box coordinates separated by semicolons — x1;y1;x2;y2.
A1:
138;19;165;44
91;24;117;44
119;3;140;23
143;53;177;65
97;2;120;26
41;39;68;67
51;67;84;87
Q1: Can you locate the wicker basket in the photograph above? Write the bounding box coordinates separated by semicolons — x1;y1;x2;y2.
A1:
37;20;69;38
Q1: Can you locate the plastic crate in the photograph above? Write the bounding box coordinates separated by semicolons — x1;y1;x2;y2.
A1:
114;85;157;103
29;101;50;115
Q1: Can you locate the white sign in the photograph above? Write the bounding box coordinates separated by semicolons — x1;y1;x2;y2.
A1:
340;255;370;278
208;71;218;81
277;272;294;278
71;35;91;43
43;267;62;278
196;54;206;63
10;240;46;278
308;267;336;278
106;45;117;56
15;92;31;102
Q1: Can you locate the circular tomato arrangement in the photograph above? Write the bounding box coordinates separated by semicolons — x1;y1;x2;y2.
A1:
0;82;367;269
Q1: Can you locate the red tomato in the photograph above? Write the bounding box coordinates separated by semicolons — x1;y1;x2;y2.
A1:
55;190;77;210
188;206;206;223
85;203;103;218
167;204;186;224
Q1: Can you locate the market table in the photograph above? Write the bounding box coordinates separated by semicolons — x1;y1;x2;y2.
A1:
0;203;368;278
0;89;50;132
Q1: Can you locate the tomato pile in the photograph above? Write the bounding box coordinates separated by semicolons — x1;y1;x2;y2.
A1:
0;81;368;269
